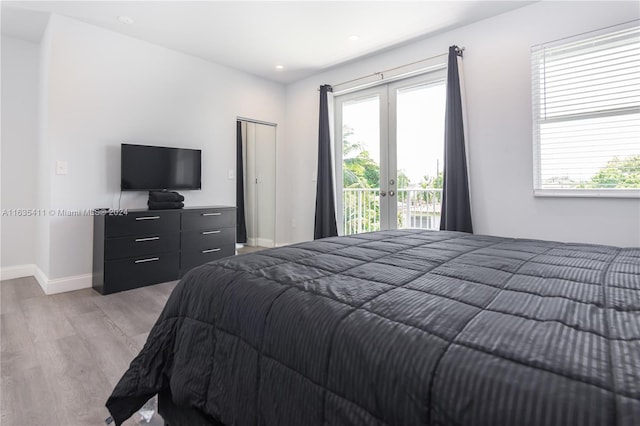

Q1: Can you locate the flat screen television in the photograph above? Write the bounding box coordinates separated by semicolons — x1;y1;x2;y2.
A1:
121;143;202;191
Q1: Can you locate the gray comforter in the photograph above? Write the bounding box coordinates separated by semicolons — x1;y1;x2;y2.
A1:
107;229;640;425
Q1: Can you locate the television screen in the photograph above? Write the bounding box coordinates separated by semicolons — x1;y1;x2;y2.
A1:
121;144;202;191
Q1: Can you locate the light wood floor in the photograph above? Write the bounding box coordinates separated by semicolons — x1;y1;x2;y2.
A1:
236;245;269;255
1;276;177;426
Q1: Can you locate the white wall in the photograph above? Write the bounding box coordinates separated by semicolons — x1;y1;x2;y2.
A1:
37;14;286;284
283;1;640;247
1;36;39;275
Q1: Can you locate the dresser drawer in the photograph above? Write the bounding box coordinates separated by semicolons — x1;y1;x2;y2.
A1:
181;208;235;231
106;210;180;237
105;232;180;260
104;252;179;294
180;243;235;275
180;227;235;252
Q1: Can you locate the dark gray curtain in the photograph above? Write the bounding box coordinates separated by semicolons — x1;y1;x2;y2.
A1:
314;85;338;239
236;121;247;243
440;46;473;233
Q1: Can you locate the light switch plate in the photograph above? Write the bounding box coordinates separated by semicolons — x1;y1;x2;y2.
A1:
56;161;68;175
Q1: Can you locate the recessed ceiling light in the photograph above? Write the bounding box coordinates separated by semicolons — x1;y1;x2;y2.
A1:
348;35;360;41
117;16;135;25
275;65;284;70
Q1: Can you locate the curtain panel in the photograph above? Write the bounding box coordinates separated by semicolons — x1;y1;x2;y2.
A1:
440;45;473;233
314;85;339;239
236;121;248;243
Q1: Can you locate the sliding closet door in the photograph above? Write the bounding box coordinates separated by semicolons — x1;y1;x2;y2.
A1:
255;124;276;247
245;122;258;244
240;120;277;248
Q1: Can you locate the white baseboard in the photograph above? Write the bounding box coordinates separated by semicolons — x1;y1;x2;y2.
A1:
275;242;291;247
33;265;48;294
32;265;92;295
46;273;92;295
257;238;275;248
0;264;36;281
247;237;275;248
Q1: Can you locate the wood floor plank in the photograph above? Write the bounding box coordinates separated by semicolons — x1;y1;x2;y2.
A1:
91;288;169;337
0;277;45;315
0;277;173;425
1;305;40;375
71;310;146;387
1;309;34;353
35;335;115;425
49;287;102;320
1;366;62;425
20;293;76;343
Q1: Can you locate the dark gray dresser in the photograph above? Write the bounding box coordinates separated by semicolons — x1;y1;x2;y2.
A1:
93;206;236;294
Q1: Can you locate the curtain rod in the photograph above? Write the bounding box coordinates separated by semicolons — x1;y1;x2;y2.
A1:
321;46;464;91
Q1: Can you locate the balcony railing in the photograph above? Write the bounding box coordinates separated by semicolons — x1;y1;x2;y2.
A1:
342;188;442;235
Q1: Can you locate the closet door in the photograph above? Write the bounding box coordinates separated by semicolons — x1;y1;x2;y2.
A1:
240;120;276;248
245;122;258;245
255;124;276;247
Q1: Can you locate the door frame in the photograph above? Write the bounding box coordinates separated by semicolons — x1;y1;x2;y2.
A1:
387;71;447;230
334;71;446;235
334;86;389;233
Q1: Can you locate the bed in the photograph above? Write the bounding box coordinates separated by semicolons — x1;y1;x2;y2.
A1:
106;229;640;426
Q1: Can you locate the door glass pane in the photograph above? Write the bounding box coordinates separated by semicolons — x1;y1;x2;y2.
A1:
342;96;381;235
396;83;446;230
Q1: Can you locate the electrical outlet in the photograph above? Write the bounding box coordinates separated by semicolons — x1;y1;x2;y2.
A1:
228;169;234;179
291;219;297;228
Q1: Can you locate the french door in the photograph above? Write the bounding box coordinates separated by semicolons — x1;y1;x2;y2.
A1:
335;72;447;235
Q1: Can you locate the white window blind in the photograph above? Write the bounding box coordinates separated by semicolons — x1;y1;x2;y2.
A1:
532;23;640;197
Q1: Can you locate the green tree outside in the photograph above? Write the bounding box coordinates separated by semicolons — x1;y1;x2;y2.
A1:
342;125;381;233
579;155;640;189
341;124;446;233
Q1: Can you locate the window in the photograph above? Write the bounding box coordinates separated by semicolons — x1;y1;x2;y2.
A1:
532;23;640;197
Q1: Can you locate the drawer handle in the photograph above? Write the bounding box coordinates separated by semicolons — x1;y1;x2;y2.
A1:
136;216;160;221
135;236;160;242
202;248;221;254
135;257;160;264
202;230;221;235
202;212;221;216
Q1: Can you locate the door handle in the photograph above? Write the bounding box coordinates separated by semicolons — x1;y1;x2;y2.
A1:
380;190;387;197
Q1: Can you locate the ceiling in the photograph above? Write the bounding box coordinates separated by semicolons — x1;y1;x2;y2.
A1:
1;1;533;83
